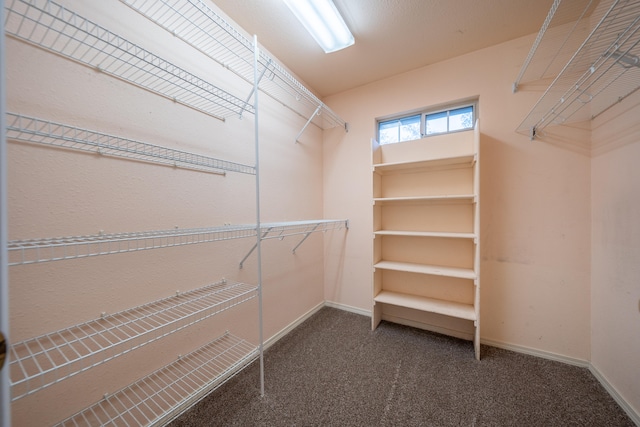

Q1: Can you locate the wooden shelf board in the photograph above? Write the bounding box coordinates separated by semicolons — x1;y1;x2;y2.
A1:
373;155;475;174
374;194;475;205
374;260;476;280
374;230;476;239
374;290;476;321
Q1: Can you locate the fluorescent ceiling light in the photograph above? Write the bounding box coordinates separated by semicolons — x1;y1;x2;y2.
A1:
283;0;354;53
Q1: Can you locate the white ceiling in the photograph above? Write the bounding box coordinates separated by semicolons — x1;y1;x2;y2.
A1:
212;0;555;97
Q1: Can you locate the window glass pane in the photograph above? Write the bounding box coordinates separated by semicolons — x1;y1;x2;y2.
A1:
425;111;448;135
449;106;474;131
399;115;421;142
379;120;399;144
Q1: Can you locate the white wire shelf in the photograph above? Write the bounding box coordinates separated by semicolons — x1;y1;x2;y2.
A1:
54;331;257;427
8;220;349;266
515;0;640;138
6;112;256;175
10;279;258;401
119;0;348;135
259;219;349;241
239;219;349;267
7;225;258;266
4;0;252;121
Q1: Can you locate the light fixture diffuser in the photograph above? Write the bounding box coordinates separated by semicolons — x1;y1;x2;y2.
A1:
283;0;354;53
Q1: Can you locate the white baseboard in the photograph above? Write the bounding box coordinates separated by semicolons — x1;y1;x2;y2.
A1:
442;337;640;425
589;364;640;426
323;300;371;317
479;338;590;368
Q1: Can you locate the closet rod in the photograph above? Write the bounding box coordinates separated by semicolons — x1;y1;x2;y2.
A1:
6;113;256;175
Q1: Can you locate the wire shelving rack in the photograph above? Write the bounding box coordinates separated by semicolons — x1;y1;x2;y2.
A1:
6;112;256;175
54;332;258;427
10;279;258;401
4;0;252;121
119;0;348;139
514;0;640;138
4;0;350;423
7;220;349;266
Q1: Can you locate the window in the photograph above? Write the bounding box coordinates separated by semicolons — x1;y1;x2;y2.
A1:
378;103;475;144
426;106;474;136
378;115;421;145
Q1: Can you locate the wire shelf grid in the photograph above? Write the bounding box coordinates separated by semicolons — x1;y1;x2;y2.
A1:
4;0;253;121
260;219;349;241
54;332;257;427
8;225;258;266
119;0;347;131
515;0;640;137
8;220;348;266
10;279;258;400
6;112;256;175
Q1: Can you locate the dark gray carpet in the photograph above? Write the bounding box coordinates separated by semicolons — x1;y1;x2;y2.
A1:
171;307;634;426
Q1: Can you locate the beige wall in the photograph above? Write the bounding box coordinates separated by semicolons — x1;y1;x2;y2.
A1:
6;0;337;424
323;33;592;360
591;91;640;418
323;20;640;422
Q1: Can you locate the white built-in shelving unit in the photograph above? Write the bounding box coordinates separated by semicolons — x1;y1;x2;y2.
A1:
2;0;348;424
372;124;481;360
514;0;640;139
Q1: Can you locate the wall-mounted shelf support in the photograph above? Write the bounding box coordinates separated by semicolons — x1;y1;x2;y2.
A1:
292;223;320;253
239;227;272;269
295;105;322;143
239;219;349;266
5;113;256;175
241;59;274;119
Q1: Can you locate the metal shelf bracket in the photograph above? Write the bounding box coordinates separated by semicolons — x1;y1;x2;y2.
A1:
295;105;322;143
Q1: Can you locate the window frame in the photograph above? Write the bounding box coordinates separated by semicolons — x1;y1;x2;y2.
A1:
377;101;477;145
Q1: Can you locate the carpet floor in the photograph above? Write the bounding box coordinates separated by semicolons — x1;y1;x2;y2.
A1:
171;307;634;426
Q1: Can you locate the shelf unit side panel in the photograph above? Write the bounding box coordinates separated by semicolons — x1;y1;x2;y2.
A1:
373;170;382;199
373;233;382;265
372;269;383;330
473;119;481;359
373;203;382;232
